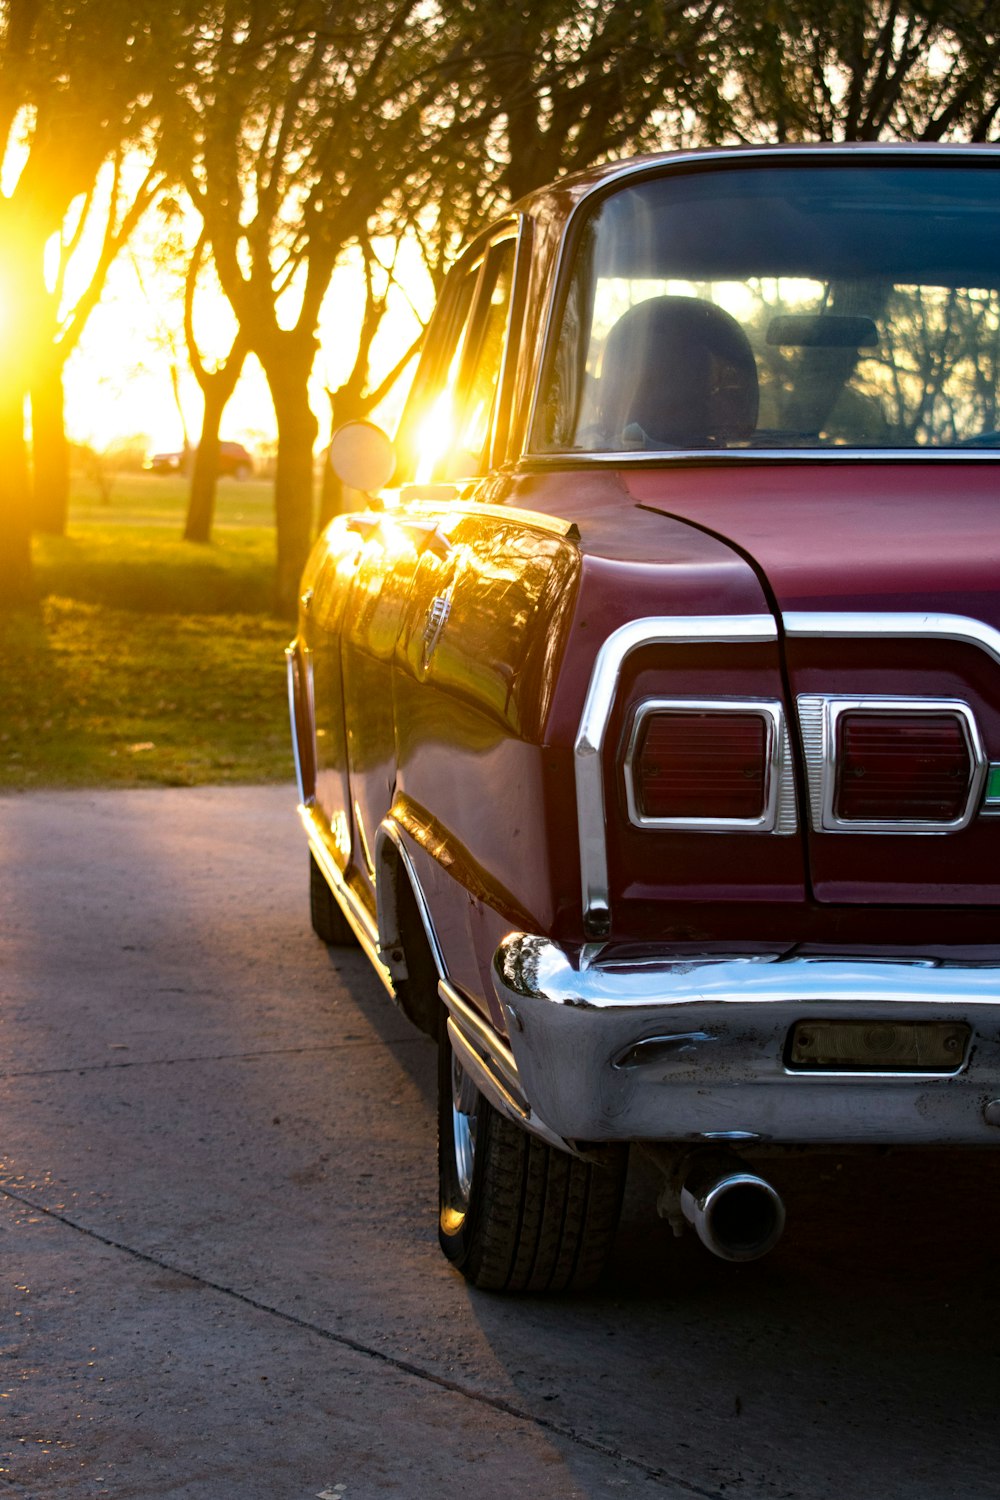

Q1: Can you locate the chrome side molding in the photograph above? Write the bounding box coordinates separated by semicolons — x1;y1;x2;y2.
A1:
784;610;1000;669
299;806;393;996
285;643;316;807
574;614;781;936
439;978;572;1154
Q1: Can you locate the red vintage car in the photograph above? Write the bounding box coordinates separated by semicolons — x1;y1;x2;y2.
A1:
287;144;1000;1292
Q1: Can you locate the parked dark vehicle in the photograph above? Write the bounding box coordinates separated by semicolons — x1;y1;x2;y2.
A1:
287;145;1000;1292
145;440;253;478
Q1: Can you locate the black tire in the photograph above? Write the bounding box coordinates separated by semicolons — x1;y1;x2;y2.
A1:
309;851;359;946
437;1022;627;1292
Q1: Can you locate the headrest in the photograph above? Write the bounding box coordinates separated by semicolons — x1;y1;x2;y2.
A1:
600;295;759;448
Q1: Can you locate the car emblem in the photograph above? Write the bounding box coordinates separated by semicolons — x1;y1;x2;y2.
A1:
422;594;451;667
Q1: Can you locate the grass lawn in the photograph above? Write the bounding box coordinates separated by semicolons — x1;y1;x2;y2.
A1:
0;473;298;790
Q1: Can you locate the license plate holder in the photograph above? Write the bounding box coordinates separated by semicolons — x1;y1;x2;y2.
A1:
786;1019;970;1072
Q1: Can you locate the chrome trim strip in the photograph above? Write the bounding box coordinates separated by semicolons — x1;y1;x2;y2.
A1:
775;714;797;835
622;698;792;833
796;695;987;834
353;799;376;879
440;980;571;1152
574;615;778;934
285;644;316;807
784;611;1000;670
796;695;827;831
285;646;304;804
487;214;529;472
400;496;579;539
519;448;1000;466
440;979;522;1099
298;806;393;996
554;144;1000;211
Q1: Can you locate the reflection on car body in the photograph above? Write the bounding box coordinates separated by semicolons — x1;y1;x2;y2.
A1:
287;144;1000;1292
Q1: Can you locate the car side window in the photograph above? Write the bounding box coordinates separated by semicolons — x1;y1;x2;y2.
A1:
412;237;517;483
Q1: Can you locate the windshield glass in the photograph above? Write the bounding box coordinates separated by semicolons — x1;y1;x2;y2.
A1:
533;161;1000;454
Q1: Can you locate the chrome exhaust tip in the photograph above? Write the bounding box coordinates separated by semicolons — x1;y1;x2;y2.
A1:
680;1153;786;1263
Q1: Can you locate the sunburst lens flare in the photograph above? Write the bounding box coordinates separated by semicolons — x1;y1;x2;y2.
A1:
414;393;454;484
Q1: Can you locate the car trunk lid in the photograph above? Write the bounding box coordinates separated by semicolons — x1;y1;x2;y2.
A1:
626;461;1000;905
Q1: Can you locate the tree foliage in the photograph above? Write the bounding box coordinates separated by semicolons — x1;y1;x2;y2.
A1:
469;0;733;201
726;0;1000;142
32;152;162;535
2;0;1000;612
0;0;178;602
160;0;494;609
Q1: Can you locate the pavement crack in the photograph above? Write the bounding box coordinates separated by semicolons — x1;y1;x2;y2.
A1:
0;1183;723;1498
0;1037;426;1080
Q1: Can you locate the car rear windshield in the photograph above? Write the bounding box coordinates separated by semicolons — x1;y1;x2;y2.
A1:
533;160;1000;454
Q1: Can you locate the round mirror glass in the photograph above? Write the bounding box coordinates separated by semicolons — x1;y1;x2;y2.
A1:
329;420;396;494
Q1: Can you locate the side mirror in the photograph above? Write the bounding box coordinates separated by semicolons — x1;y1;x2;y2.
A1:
329;420;396;496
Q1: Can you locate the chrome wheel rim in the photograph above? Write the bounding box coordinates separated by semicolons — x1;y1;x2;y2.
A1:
450;1050;478;1205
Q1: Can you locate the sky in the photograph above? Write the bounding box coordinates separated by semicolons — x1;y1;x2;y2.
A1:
63;237;428;459
0;102;434;463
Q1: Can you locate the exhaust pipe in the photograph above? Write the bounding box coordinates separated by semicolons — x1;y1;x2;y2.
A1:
680;1151;786;1263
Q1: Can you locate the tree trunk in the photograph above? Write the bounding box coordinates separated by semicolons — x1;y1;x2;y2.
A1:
0;228;44;600
0;393;34;608
30;354;70;536
272;390;318;615
258;332;319;615
184;388;227;544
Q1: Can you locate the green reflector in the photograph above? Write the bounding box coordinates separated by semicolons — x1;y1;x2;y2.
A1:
987;765;1000;804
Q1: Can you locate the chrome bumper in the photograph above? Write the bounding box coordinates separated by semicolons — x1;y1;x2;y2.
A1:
486;936;1000;1147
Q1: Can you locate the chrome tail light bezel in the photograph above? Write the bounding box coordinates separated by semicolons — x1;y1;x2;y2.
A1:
796;694;987;834
622;698;797;833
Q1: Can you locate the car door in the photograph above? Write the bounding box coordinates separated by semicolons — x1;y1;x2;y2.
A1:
337;225;523;905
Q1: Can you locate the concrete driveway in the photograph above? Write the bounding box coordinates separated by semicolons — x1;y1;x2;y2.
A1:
1;786;998;1499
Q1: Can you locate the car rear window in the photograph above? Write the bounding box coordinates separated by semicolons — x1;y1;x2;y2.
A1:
533;161;1000;454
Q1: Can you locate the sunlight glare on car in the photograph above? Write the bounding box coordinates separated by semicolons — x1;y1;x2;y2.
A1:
414;392;456;483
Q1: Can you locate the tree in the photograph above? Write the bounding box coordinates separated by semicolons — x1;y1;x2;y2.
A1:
474;0;732;201
164;0;743;610
182;226;250;544
0;0;179;605
32;149;162;534
319;0;739;524
318;231;428;526
161;0;494;611
725;0;1000;143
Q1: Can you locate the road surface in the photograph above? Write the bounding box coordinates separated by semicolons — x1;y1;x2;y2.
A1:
1;786;998;1498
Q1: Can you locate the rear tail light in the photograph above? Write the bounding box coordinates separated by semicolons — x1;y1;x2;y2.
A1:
836;711;972;823
797;696;987;832
625;702;780;828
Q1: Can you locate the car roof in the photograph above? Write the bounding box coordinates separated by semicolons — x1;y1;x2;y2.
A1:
510;140;1000;225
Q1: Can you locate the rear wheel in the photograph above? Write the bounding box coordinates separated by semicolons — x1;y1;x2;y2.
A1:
309;851;358;946
437;1022;627;1292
